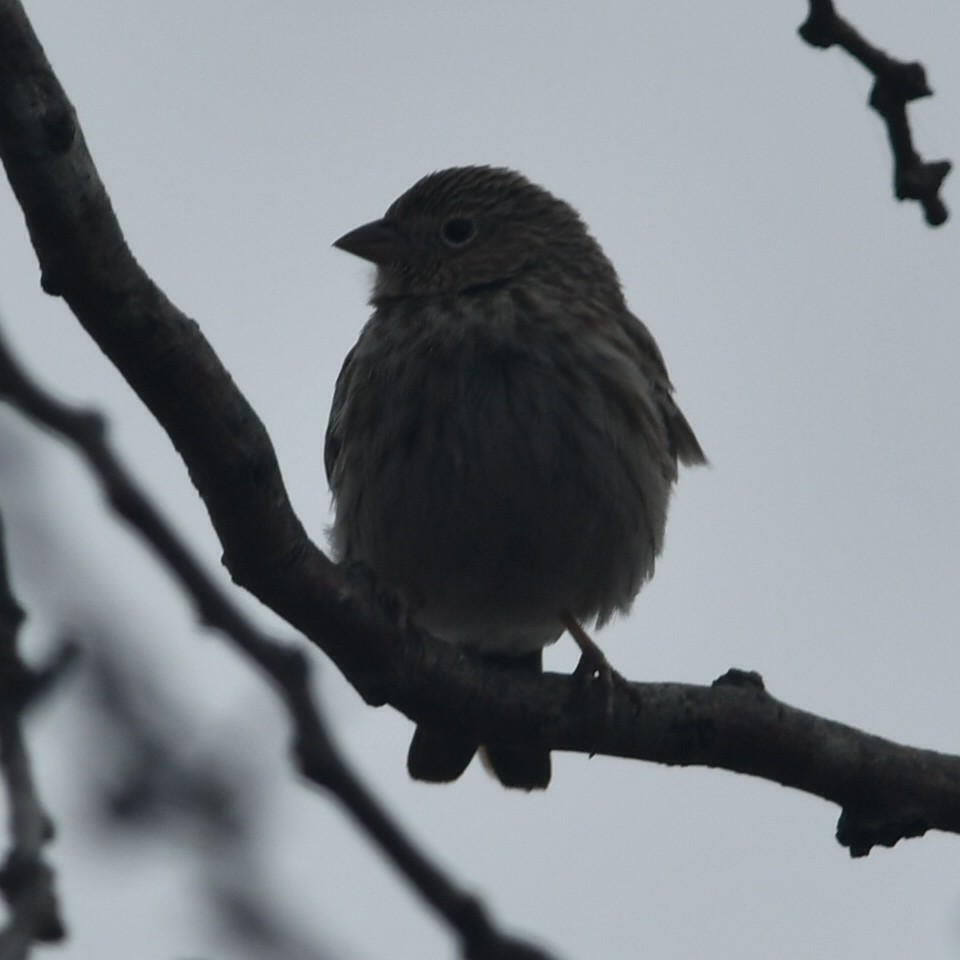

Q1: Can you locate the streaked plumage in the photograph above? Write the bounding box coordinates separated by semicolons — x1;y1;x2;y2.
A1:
327;166;705;788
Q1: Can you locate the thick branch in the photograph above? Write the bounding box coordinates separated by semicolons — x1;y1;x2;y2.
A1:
0;0;958;861
799;0;951;225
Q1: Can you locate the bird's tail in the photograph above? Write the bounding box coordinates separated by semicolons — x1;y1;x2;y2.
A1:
406;649;551;790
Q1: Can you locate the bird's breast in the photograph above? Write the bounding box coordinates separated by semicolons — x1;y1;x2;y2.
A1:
331;298;671;648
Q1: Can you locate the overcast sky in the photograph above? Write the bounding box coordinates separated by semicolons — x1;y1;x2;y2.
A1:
1;3;959;958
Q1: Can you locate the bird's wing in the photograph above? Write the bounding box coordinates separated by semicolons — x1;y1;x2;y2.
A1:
620;312;707;467
324;343;358;484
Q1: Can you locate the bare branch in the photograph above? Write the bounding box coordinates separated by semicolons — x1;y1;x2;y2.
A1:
799;0;951;225
0;0;958;863
0;505;70;957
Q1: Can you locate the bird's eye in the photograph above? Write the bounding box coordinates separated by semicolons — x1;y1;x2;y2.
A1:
440;217;477;247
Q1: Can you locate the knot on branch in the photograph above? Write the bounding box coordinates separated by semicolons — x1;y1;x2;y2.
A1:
869;62;932;108
837;803;929;858
798;1;839;49
712;668;766;691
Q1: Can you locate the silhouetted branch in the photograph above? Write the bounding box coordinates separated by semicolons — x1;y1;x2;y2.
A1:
0;0;958;866
79;640;341;960
799;0;951;225
0;505;72;958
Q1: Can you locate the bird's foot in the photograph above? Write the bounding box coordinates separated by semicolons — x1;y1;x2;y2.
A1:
561;613;637;721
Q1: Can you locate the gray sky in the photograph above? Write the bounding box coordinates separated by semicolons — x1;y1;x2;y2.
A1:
1;2;959;958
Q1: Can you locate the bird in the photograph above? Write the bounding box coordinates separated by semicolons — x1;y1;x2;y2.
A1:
326;166;705;789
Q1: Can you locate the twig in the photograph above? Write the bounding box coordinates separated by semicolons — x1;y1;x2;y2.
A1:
0;327;558;960
0;505;71;958
799;0;951;225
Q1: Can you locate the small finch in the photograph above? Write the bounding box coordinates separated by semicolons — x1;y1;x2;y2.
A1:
327;166;705;789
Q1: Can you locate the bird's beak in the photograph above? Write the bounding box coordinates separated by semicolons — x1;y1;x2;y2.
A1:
333;218;406;266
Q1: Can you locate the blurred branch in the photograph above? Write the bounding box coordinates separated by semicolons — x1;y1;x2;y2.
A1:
0;0;958;865
0;505;71;957
799;0;951;225
80;642;339;960
0;328;558;960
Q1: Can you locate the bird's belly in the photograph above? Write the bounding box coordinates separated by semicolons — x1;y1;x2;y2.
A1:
335;351;669;653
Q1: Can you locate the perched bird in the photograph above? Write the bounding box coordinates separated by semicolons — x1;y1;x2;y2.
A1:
327;166;705;789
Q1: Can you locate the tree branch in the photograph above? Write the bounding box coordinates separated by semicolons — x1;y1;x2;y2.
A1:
0;504;71;958
799;0;951;225
0;0;958;862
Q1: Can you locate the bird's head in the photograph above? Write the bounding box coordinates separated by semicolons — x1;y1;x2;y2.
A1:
334;165;623;305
